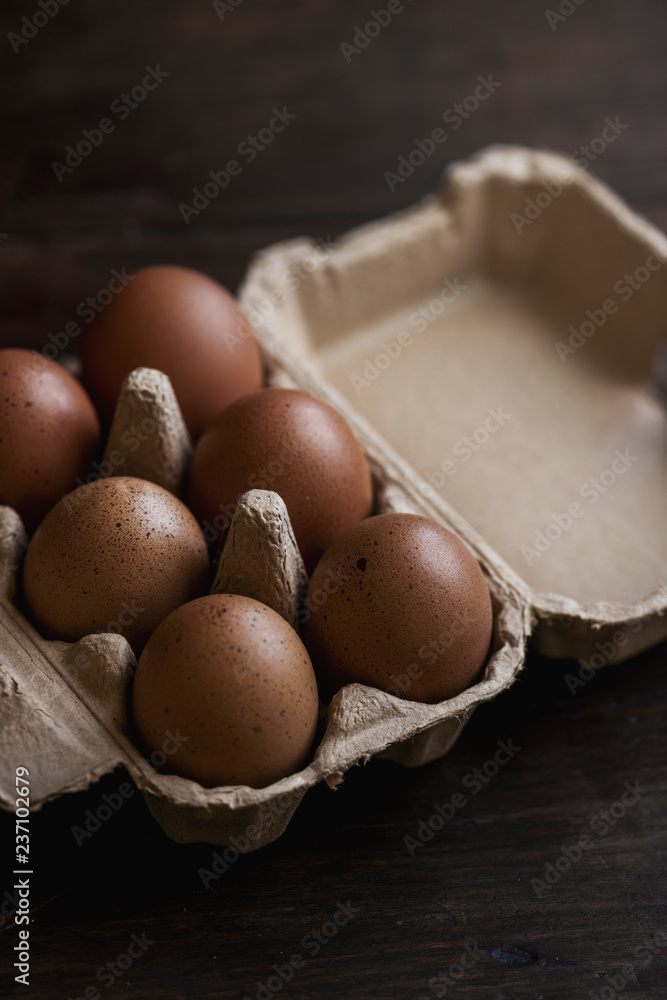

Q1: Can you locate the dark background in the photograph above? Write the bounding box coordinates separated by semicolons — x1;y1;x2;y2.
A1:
1;1;667;998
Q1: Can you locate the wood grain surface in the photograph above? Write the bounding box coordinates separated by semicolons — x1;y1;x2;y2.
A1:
1;1;666;998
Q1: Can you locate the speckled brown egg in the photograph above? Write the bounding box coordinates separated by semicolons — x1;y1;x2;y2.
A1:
80;265;263;440
0;349;101;533
22;476;209;653
302;513;493;703
131;593;319;788
187;388;374;572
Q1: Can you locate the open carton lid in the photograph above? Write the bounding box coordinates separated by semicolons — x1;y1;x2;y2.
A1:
240;144;667;664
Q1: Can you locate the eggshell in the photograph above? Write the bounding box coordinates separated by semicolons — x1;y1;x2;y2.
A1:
22;476;209;653
131;593;319;788
80;266;263;440
302;513;493;703
0;349;101;532
188;388;374;571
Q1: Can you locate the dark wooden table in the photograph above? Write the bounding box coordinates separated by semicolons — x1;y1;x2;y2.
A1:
1;2;666;997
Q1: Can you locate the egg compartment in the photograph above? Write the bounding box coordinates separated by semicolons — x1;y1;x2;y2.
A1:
0;363;527;850
241;144;667;664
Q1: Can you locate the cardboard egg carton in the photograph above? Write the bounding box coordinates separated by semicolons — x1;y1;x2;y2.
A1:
2;144;664;851
0;364;525;849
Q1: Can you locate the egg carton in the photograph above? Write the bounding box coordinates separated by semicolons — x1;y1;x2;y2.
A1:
0;365;526;850
2;144;665;851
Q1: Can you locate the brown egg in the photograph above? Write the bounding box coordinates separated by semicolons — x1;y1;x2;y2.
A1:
22;476;209;653
0;349;101;532
131;593;319;788
188;388;374;572
302;513;493;703
80;265;263;440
